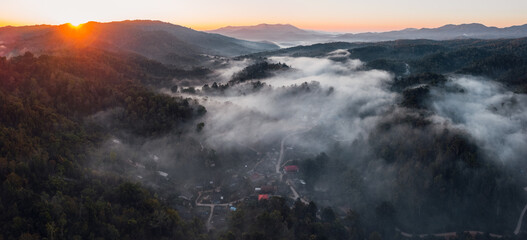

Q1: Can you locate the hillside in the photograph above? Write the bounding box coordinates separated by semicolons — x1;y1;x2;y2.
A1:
0;49;209;239
209;23;527;46
208;23;334;47
245;38;527;93
2;21;527;240
0;20;279;66
336;23;527;42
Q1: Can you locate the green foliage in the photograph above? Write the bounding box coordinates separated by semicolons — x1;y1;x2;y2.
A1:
223;198;349;240
230;61;290;84
0;50;207;239
196;122;205;132
371;112;519;233
252;38;527;93
400;85;430;109
392;73;447;91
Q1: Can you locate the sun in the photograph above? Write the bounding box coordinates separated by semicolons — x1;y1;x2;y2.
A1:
66;18;87;29
68;22;83;29
61;21;92;44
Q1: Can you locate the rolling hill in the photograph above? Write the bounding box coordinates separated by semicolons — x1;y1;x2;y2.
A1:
0;20;279;66
336;23;527;42
208;23;334;47
209;23;527;46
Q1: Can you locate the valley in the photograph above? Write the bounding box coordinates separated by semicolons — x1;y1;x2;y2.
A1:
1;20;527;240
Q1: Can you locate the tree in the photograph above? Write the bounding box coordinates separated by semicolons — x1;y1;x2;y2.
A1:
321;207;336;223
368;232;382;240
196;122;205;132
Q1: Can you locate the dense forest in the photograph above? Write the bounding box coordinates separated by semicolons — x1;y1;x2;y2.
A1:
0;49;207;239
1;34;527;240
217;196;519;240
224;38;527;239
247;38;527;93
289;112;525;234
229;61;290;84
178;61;287;95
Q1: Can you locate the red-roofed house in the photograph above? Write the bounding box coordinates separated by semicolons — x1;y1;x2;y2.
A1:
284;165;299;173
258;194;269;201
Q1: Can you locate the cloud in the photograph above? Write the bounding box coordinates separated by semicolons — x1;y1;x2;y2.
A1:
93;50;527;232
209;58;253;82
429;75;527;163
198;54;526;166
198;54;395;152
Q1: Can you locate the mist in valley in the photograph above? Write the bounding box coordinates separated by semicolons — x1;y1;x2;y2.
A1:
92;48;527;236
2;0;527;238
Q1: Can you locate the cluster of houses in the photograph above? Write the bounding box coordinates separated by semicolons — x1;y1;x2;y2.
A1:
253;165;301;201
256;185;278;201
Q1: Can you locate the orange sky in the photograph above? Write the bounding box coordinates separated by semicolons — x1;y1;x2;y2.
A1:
1;0;527;32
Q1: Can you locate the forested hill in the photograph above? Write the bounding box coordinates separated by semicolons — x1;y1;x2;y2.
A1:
0;20;279;66
0;49;207;239
246;38;527;92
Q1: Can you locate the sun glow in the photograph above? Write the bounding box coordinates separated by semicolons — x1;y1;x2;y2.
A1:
68;22;84;29
58;22;95;47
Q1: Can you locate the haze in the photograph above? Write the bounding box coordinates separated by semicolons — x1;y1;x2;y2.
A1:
2;0;527;32
2;1;527;238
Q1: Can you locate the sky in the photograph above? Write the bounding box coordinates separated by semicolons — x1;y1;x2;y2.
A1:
1;0;527;32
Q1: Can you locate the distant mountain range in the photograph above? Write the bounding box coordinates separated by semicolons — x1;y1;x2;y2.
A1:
0;20;279;66
208;24;333;47
209;23;527;46
337;23;527;41
3;21;527;65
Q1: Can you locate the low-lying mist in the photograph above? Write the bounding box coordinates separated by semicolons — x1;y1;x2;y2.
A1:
197;52;527;232
200;55;395;152
201;53;527;166
430;76;527;164
95;49;527;234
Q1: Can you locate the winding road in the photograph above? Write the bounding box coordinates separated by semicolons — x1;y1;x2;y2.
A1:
195;190;245;231
514;187;527;235
276;128;312;204
202;127;527;237
197;126;313;231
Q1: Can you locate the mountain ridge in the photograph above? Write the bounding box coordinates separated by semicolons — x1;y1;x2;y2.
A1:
0;20;279;66
208;22;527;45
212;23;301;31
207;23;333;47
336;23;527;41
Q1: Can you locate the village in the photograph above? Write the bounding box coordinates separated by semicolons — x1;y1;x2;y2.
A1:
189;140;311;231
108;124;341;232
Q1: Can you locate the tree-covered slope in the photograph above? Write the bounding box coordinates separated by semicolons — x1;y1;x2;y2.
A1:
0;49;207;240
